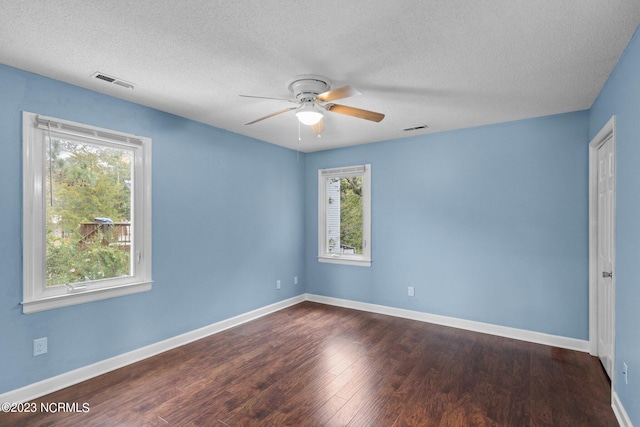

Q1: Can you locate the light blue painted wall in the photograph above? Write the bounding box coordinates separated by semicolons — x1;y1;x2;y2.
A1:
590;26;640;425
0;64;306;394
305;111;590;339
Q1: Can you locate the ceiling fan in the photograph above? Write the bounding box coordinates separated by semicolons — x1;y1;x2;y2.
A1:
240;75;385;135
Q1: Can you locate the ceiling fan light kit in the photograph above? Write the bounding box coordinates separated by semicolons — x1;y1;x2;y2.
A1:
241;74;385;135
295;100;323;125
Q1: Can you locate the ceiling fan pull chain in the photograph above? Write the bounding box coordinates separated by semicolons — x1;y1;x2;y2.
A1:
297;121;301;161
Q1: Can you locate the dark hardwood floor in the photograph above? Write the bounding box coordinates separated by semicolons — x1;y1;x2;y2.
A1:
1;302;617;426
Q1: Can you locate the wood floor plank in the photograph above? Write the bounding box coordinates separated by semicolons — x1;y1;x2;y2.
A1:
305;395;349;426
0;302;618;426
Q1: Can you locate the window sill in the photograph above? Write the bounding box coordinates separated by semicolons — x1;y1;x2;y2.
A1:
317;256;371;267
22;281;152;314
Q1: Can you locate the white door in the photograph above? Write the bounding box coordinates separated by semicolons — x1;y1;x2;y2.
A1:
597;135;615;379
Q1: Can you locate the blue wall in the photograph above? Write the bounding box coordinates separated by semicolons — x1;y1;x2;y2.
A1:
0;65;306;394
590;26;640;424
305;111;590;339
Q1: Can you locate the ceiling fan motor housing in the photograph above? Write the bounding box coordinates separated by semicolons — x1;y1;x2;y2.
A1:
287;74;332;101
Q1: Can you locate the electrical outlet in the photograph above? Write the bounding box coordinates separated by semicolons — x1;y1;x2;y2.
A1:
276;280;281;290
408;286;415;297
34;337;47;356
623;362;629;384
294;276;298;285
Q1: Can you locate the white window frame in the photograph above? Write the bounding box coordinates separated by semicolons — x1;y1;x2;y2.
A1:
22;112;152;314
317;164;371;267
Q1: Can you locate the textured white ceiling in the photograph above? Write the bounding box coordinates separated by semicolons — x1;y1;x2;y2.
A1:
1;1;639;152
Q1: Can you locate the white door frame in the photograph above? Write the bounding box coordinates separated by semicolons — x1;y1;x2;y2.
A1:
588;115;616;368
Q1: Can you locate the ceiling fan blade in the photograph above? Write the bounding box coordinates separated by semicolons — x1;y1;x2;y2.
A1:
240;94;298;103
325;104;385;122
317;86;361;102
245;107;297;125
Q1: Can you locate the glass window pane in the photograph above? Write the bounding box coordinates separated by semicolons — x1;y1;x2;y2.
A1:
326;176;363;254
45;137;133;287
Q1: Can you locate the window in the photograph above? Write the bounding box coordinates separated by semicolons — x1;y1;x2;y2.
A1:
22;112;152;313
318;164;371;266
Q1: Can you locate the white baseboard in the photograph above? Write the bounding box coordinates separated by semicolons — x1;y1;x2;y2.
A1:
305;294;590;352
0;295;305;404
612;391;633;427
1;292;592;405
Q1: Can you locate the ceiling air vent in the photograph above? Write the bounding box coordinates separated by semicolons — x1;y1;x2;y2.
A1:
91;72;134;89
403;125;429;132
